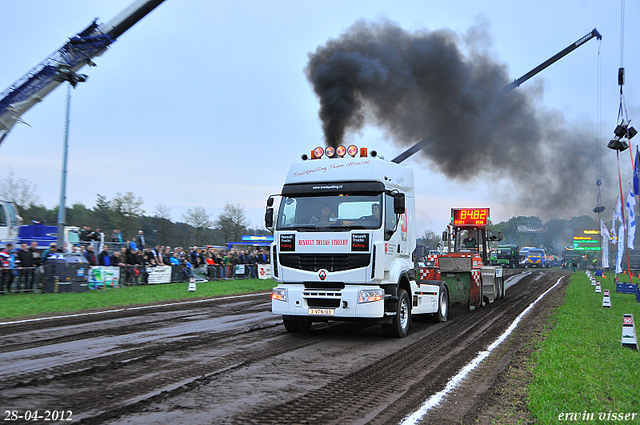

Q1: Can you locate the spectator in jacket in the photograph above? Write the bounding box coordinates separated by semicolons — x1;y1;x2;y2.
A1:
1;244;15;294
111;229;121;242
111;251;125;268
17;243;34;268
162;247;172;265
136;230;145;250
41;243;57;264
83;245;97;266
29;241;42;268
17;243;36;291
98;246;112;266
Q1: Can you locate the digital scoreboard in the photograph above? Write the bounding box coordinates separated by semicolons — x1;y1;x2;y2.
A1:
451;208;490;226
573;228;601;251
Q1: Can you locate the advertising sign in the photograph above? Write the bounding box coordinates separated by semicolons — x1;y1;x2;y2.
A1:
573;228;601;251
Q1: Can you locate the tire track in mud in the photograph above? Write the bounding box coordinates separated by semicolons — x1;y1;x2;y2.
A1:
0;271;567;425
227;270;567;425
0;295;322;424
0;296;273;386
0;294;271;353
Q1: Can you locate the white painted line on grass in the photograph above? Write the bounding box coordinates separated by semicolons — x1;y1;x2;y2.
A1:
0;292;271;326
399;276;564;425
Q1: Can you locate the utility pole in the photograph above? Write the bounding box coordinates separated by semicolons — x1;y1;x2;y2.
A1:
57;83;72;250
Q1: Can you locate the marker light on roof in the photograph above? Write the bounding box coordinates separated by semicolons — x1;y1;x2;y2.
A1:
313;147;324;158
325;146;335;158
336;145;346;157
360;147;368;157
347;145;358;157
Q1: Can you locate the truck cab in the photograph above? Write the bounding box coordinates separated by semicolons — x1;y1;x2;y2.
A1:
267;146;448;337
496;244;520;268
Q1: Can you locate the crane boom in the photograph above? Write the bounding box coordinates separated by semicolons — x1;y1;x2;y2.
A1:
0;0;166;146
391;28;602;164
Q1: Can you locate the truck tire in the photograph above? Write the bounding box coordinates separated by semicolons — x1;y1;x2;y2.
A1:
282;316;312;333
430;284;449;323
382;288;411;338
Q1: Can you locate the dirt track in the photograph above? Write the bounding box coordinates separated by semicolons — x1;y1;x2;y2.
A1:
0;269;568;425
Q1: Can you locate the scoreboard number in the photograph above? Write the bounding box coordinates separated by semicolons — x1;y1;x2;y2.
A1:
452;208;490;226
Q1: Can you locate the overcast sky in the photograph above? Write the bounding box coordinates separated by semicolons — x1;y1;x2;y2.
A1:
1;0;638;236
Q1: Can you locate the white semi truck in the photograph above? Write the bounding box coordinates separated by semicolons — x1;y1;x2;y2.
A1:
265;146;450;337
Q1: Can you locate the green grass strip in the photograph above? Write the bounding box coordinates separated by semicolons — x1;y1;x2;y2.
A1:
0;279;275;320
529;271;640;424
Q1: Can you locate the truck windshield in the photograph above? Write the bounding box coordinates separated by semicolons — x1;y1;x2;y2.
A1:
276;194;383;231
453;226;483;252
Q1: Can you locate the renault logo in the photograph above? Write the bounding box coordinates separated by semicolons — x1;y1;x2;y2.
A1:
318;269;328;280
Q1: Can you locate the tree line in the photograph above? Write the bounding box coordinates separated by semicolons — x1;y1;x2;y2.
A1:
20;195;269;248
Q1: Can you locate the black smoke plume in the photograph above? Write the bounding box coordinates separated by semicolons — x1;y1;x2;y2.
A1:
305;19;613;219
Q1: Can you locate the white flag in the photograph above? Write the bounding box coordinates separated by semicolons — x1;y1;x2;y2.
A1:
612;202;617;241
601;219;610;268
628;186;636;249
617;222;625;274
616;196;623;224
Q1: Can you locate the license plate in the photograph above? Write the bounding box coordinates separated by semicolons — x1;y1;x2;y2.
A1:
308;308;335;316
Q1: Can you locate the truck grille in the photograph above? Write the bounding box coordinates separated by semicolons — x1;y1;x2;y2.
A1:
279;254;370;272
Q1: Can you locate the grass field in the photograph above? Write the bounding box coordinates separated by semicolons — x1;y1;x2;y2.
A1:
529;271;640;424
0;279;275;320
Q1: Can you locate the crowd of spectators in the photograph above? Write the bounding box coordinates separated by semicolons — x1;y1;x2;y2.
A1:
0;228;271;294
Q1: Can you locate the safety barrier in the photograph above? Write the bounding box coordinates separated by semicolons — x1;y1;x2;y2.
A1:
616;282;638;294
0;267;39;293
0;262;269;294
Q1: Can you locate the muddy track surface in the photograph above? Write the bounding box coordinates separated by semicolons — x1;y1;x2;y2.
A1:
0;269;568;425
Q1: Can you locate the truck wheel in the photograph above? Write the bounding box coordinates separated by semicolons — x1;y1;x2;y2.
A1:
382;288;411;338
430;284;449;323
282;316;312;333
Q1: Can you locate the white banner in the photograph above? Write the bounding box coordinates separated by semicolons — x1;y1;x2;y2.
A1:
148;265;172;284
600;219;610;269
617;223;625;274
627;186;636;249
89;266;120;288
258;264;271;279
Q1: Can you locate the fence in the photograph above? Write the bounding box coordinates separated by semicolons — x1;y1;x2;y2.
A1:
0;262;271;293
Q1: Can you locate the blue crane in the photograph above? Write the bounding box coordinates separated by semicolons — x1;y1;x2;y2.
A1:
0;0;166;146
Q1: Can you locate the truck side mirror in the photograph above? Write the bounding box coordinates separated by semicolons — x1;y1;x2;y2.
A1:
265;207;274;229
498;231;503;241
267;196;274;207
442;231;448;242
394;193;405;214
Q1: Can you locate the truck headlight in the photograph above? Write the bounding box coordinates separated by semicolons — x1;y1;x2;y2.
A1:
272;287;287;302
358;288;383;303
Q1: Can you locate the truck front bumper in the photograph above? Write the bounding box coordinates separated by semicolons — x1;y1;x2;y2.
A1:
272;284;385;319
